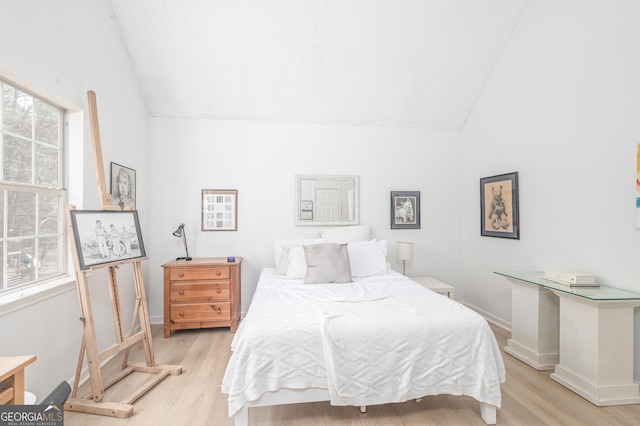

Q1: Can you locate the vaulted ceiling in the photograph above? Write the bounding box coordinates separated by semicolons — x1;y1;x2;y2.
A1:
110;0;528;129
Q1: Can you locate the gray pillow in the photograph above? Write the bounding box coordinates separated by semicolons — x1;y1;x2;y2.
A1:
303;243;352;284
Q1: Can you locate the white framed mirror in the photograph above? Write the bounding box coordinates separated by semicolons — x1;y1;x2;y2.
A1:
295;175;359;226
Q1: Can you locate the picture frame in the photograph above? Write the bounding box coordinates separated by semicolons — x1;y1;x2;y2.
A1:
202;189;238;231
390;191;421;229
68;210;146;270
110;162;136;210
480;172;520;239
300;200;313;221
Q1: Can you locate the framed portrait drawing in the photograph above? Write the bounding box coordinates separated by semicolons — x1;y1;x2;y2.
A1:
391;191;420;229
68;210;146;270
480;172;519;239
202;189;238;231
110;162;136;210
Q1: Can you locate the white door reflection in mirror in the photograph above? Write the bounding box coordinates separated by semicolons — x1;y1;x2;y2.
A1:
295;175;359;226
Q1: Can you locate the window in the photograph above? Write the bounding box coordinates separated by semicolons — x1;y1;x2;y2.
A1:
0;80;66;293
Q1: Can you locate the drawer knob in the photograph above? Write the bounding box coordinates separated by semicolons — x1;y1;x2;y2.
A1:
216;307;222;315
215;271;221;276
179;312;184;317
216;286;221;294
179;290;184;295
179;272;184;277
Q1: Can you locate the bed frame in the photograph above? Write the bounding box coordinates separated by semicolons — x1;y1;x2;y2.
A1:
232;388;497;425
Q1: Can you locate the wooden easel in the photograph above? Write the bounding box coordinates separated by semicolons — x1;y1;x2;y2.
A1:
64;91;181;418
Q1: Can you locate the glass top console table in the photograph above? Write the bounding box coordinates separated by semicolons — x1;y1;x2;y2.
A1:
495;271;640;406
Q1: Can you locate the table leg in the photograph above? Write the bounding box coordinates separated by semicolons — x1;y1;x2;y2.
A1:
505;278;559;370
550;293;640;406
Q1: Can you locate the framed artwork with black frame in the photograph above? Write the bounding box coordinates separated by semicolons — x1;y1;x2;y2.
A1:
110;162;136;210
69;209;146;270
480;172;519;239
390;191;420;229
202;189;238;231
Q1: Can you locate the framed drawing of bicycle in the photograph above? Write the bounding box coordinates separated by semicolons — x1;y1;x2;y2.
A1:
68;210;146;269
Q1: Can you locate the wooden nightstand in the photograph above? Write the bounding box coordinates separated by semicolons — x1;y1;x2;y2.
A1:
162;257;242;337
411;276;455;300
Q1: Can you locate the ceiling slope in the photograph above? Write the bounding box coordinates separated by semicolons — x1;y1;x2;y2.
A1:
110;0;528;129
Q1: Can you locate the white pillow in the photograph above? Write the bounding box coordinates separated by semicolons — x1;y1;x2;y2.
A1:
274;238;325;267
319;225;372;243
347;240;388;277
285;246;308;278
274;247;290;275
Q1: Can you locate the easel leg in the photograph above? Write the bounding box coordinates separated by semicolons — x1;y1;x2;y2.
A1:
76;272;105;402
70;339;85;398
122;297;140;369
134;261;155;367
108;266;126;344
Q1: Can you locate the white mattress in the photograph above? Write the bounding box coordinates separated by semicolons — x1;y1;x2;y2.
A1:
221;268;506;416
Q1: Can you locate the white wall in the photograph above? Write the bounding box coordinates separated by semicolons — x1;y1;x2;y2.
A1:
0;1;149;400
461;0;640;375
148;119;463;319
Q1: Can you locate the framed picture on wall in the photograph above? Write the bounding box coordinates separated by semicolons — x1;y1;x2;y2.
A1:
390;191;420;229
480;172;520;239
68;209;146;270
202;189;238;231
110;162;136;210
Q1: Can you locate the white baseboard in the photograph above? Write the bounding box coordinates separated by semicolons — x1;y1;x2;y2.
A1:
461;301;511;332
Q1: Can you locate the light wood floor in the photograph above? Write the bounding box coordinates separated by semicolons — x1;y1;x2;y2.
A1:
65;323;640;425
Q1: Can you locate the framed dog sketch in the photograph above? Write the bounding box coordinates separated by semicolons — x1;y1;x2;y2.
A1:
480;172;519;239
391;191;420;229
202;189;238;231
69;210;146;270
110;162;136;210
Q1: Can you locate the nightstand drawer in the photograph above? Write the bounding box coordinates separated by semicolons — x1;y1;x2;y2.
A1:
170;267;229;281
170;281;230;303
170;302;231;323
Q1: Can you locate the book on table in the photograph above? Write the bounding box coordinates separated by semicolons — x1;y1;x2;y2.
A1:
543;270;599;287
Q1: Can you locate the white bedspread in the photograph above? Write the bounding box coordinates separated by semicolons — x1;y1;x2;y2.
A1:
221;268;505;416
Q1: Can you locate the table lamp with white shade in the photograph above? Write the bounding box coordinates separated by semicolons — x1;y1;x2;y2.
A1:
396;241;413;275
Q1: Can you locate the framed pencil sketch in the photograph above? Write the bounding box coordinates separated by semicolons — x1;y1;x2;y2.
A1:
480;172;519;239
110;162;136;210
68;210;146;270
202;189;238;231
391;191;420;229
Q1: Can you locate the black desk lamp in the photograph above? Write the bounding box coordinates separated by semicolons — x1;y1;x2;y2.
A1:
172;223;192;261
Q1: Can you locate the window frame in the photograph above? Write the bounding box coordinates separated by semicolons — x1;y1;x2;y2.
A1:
0;69;82;315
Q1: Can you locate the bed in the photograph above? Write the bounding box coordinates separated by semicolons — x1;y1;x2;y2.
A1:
221;234;506;425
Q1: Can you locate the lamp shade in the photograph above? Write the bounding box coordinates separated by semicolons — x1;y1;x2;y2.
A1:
172;223;191;261
396;242;414;261
172;224;184;237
